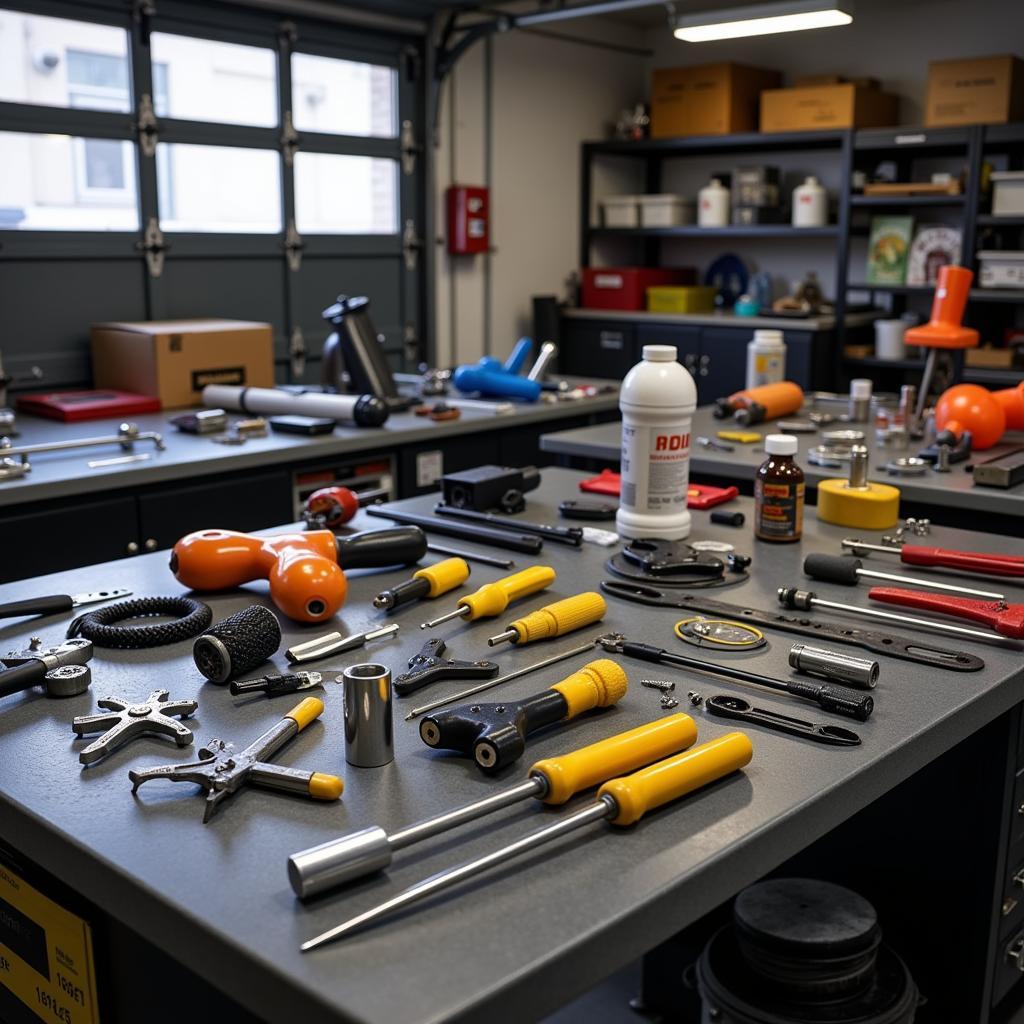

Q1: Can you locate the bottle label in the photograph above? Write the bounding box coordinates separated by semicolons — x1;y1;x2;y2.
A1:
755;479;804;539
621;422;691;512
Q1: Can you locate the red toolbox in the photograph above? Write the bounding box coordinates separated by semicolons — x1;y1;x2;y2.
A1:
581;267;696;311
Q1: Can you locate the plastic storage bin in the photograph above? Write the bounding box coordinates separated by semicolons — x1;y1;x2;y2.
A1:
601;196;641;228
977;251;1024;289
646;285;716;313
992;172;1024;217
582;267;697;311
638;195;694;227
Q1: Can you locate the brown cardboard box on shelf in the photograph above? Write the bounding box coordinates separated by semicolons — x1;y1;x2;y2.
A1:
651;63;781;138
760;83;898;132
91;319;275;409
793;74;880;90
925;55;1024;127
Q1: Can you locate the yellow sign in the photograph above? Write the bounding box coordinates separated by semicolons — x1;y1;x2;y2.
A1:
0;863;100;1024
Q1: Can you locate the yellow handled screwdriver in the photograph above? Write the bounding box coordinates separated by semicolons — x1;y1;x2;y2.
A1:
419;565;556;629
300;731;753;949
287;713;698;897
486;592;607;647
373;557;470;611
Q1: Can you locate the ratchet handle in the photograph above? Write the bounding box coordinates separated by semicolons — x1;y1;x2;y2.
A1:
868;587;1024;638
786;679;874;721
335;527;427;570
0;595;75;620
532;713;698;804
599;732;753;826
900;545;1024;577
0;660;47;699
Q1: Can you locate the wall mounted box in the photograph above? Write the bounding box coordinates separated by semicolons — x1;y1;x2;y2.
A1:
91;319;275;409
925;55;1024;127
760;83;898;132
651;63;781;138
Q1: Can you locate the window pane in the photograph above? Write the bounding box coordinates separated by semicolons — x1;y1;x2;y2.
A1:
0;10;130;112
294;153;398;234
150;33;277;127
291;53;396;137
157;143;280;233
0;131;137;230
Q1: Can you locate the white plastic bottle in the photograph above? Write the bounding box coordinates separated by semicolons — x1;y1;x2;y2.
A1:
616;345;698;540
746;329;787;389
792;175;827;227
698;178;730;227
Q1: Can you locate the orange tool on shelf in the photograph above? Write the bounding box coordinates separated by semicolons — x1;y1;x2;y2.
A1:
904;265;979;423
712;380;804;425
170;525;426;623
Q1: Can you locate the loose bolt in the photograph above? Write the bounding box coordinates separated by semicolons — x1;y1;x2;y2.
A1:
641;679;675;693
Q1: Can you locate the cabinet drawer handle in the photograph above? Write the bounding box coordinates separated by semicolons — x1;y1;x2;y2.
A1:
144;538;158;552
599;332;624;350
126;541;140;555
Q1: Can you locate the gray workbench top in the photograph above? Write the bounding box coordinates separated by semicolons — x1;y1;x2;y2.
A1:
0;386;618;508
540;406;1024;518
1;468;1022;1024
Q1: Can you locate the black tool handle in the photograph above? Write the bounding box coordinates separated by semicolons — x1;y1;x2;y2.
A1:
365;507;543;555
230;673;311;696
785;679;874;721
803;554;863;586
0;595;74;620
335;526;427;569
435;504;583;547
0;661;46;699
559;500;616;521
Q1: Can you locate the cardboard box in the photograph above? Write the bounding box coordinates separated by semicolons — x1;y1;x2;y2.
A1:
91;319;275;409
793;74;880;90
760;83;898;132
651;63;781;138
925;55;1024;127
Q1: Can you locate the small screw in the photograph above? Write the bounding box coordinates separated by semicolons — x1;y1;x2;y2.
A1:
640;679;675;692
687;691;703;706
660;695;679;709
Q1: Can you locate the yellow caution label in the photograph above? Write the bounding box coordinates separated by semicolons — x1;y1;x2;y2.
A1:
0;863;99;1024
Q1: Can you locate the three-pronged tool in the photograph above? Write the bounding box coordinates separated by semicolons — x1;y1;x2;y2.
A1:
73;690;198;766
393;637;498;696
128;698;343;822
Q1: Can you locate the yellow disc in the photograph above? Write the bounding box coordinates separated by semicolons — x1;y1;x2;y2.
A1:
817;478;900;530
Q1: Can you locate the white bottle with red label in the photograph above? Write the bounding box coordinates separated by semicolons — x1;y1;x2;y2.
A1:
616;344;698;540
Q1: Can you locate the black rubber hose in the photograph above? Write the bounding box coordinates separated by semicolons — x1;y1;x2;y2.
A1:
67;597;212;649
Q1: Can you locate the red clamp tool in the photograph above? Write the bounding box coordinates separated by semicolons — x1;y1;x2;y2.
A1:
869;587;1024;640
844;539;1024;579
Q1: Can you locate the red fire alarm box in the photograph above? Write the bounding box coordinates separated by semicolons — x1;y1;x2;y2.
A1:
447;185;489;254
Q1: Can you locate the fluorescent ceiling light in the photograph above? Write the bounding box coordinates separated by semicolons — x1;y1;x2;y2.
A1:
675;1;852;42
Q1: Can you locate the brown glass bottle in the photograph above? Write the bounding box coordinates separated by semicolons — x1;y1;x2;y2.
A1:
754;434;804;542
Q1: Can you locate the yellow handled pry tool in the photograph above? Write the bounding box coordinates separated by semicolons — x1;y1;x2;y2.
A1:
419;565;556;629
287;714;698;897
487;591;607;647
372;557;470;612
300;731;752;949
128;697;343;822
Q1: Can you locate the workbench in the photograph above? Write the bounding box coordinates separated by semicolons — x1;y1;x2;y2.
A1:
0;387;617;581
1;468;1023;1024
540;407;1024;533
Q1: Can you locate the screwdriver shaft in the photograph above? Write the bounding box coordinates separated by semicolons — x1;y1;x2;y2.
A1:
301;799;611;950
811;594;1007;643
419;607;470;629
858;566;1002;600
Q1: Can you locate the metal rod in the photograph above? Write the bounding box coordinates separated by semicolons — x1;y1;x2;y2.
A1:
0;425;165;457
515;0;665;26
419;607;470;630
301;798;612;950
915;348;938;423
389;778;542;850
487;628;518;646
856;567;1003;601
404;636;608;720
784;590;1009;644
434;504;583;547
426;543;514;570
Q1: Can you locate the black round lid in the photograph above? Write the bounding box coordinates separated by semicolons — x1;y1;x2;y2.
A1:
734;879;879;958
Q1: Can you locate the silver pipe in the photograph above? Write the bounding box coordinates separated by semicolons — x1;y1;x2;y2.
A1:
515;0;665;26
300;798;613;950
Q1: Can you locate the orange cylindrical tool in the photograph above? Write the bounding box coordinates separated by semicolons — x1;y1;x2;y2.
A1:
935;381;1024;451
905;265;979;350
713;380;804;425
171;529;346;623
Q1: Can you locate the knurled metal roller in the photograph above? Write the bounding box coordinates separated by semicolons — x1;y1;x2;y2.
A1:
193;605;282;683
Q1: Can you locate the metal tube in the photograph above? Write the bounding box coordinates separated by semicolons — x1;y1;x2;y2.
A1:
915;349;938;423
343;664;394;767
419;606;470;630
0;425;164;458
248;718;298;763
841;539;902;556
300;798;613;950
848;445;869;490
527;342;558;381
856;567;1003;601
515;0;666;26
788;645;879;689
404;636;604;720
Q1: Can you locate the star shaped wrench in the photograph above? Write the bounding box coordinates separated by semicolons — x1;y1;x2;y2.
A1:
73;690;198;766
